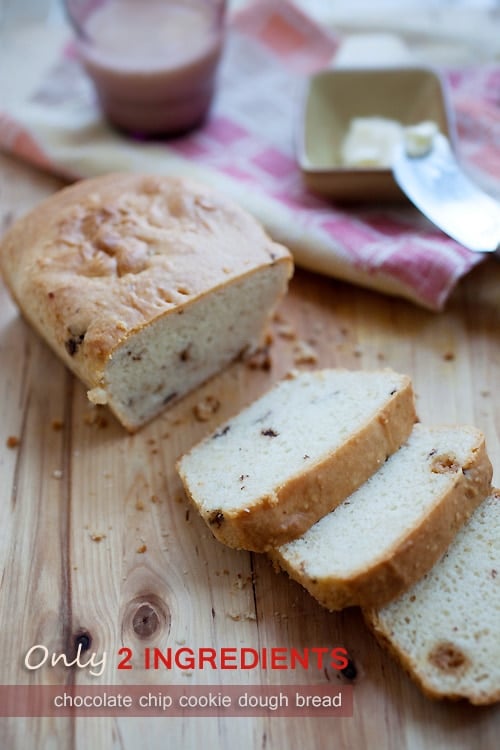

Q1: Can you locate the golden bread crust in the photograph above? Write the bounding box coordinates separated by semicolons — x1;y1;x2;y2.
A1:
0;173;292;392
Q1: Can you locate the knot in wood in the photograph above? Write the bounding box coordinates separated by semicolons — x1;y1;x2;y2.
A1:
123;594;171;643
74;630;92;653
133;604;160;638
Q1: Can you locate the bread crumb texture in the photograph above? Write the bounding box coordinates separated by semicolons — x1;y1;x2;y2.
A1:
366;491;500;704
273;424;492;610
178;368;416;550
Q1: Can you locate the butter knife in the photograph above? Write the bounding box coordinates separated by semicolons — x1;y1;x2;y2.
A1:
393;132;500;254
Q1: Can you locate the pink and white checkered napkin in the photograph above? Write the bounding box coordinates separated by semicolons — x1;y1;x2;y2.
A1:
1;0;498;310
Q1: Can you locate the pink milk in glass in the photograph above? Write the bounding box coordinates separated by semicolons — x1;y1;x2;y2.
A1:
67;0;226;135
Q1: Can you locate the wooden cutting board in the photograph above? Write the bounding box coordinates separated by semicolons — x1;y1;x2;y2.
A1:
0;153;499;749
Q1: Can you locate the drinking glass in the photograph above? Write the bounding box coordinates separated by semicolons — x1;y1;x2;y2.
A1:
65;0;227;136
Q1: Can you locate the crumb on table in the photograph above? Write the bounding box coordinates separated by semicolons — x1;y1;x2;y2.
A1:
293;340;318;365
275;322;297;340
227;611;257;622
193;395;221;422
245;346;272;371
84;409;109;428
90;533;106;543
245;346;272;372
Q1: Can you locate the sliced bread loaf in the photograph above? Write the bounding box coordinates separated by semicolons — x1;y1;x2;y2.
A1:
270;425;492;610
365;490;500;705
0;174;292;431
177;369;417;551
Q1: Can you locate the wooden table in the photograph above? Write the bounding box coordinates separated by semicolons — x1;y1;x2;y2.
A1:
0;152;499;749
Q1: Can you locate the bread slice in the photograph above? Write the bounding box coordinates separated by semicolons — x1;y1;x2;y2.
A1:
271;425;492;610
365;490;500;705
177;369;417;551
0;174;292;431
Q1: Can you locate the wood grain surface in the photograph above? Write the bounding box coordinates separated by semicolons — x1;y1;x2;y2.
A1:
0;152;499;749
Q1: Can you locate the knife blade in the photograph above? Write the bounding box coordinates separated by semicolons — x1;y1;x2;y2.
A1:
393;132;500;254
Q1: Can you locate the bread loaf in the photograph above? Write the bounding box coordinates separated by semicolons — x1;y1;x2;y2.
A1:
365;490;500;705
271;425;492;609
0;174;293;431
177;369;417;550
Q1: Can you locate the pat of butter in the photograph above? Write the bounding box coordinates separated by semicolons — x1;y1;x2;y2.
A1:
404;120;439;157
340;117;439;168
340;117;404;168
